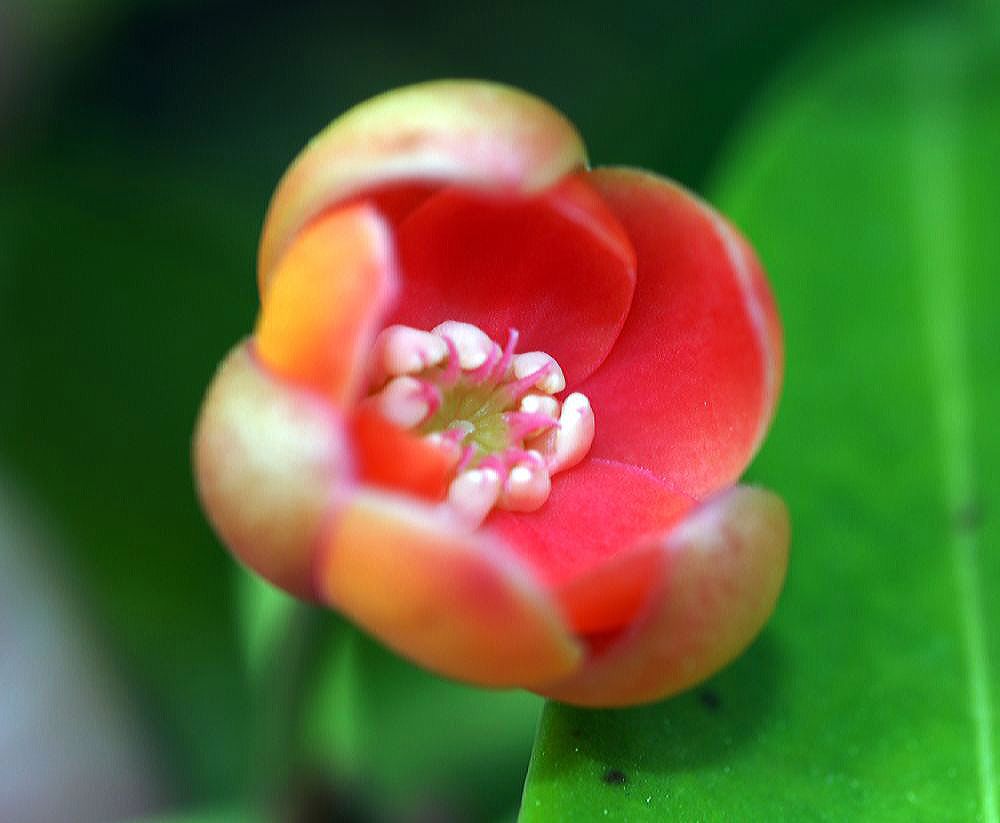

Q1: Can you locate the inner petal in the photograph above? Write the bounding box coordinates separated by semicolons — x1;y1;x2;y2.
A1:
486;459;696;633
390;173;637;387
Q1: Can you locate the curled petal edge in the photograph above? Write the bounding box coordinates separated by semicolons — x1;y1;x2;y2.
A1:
537;485;789;707
193;342;352;599
315;489;585;688
259;79;588;291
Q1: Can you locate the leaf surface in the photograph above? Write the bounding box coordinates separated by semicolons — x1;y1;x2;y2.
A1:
521;13;1000;821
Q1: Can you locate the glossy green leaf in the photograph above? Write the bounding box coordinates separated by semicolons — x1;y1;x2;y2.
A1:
522;13;1000;821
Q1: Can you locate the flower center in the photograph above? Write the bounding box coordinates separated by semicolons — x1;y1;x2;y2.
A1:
363;320;595;527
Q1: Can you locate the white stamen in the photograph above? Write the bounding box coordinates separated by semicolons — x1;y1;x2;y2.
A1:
373;325;448;381
499;458;551;512
512;351;566;394
443;468;502;529
371;376;435;428
432;321;500;370
545;392;595;475
519;392;560;418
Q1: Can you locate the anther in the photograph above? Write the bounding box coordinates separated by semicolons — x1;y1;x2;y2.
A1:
371;325;448;384
499;455;551;512
512;352;566;394
369;376;440;428
432;321;500;370
443;468;503;529
545;392;595;474
520;393;559;418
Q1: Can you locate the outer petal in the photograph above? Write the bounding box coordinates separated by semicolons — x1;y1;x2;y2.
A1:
255;204;398;406
259;80;587;290
315;489;584;687
579;168;783;498
193;342;351;599
537;486;789;707
392;174;637;385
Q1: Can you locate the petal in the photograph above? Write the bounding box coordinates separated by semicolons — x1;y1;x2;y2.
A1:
391;174;637;385
259;80;587;289
349;405;455;501
487;459;695;632
315;489;583;687
579;168;783;498
193;342;351;599
255;204;398;406
537;485;790;707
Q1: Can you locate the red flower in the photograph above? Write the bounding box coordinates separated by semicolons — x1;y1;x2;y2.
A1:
193;80;788;706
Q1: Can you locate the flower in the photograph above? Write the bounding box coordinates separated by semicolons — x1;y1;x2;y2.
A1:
193;80;788;707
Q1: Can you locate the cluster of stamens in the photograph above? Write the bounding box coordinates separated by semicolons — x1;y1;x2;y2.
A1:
362;320;595;528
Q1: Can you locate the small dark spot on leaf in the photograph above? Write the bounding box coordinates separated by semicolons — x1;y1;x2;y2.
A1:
699;689;722;711
954;500;984;533
569;727;583;739
602;769;627;786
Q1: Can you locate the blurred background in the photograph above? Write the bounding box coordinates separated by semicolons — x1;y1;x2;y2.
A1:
2;1;998;821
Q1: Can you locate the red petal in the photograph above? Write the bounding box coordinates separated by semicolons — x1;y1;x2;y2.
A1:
538;485;790;706
390;173;637;386
349;405;455;501
579;168;783;498
486;458;695;632
315;489;583;687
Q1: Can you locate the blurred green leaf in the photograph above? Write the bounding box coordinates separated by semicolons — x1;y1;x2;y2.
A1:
521;12;1000;821
299;627;544;821
126;810;263;823
0;145;262;797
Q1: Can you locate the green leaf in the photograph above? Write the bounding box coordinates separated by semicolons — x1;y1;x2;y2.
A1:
521;12;1000;821
299;629;544;821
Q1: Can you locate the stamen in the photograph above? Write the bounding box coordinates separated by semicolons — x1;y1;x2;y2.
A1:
432;321;499;370
545;392;595;475
369;376;440;428
468;343;502;384
492;328;520;382
520;393;560;418
504;411;559;440
365;320;595;527
371;325;448;384
499;457;551;513
440;336;462;386
512;351;566;394
442;468;502;529
501;362;556;404
454;444;477;475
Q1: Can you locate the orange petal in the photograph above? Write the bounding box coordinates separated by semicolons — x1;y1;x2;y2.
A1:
193;342;352;599
537;485;789;706
258;80;588;289
255;204;397;406
315;489;583;687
